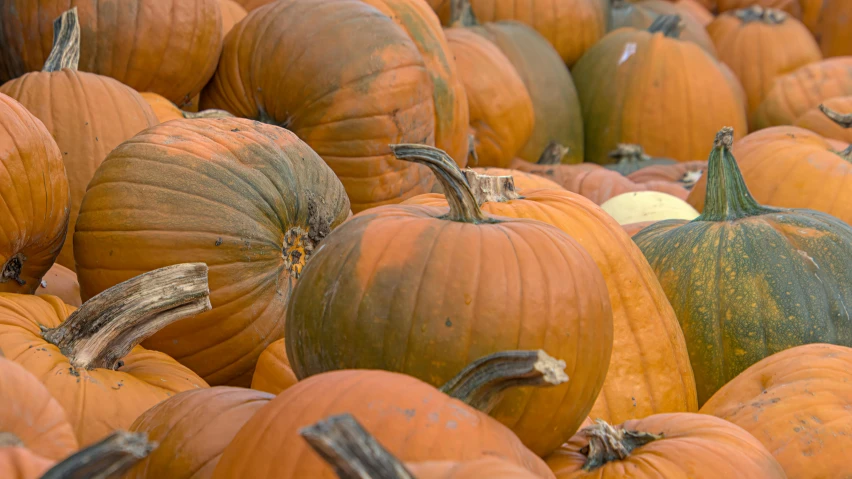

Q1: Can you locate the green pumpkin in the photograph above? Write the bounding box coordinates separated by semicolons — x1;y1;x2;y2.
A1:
633;127;852;405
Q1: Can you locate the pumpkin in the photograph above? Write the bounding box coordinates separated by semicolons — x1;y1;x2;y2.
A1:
718;61;750;111
820;0;852;57
717;0;801;16
707;6;821;118
573;15;747;164
126;387;273;479
610;0;718;56
445;28;534;168
794;96;852;143
621;221;657;236
0;92;69;293
201;0;440;212
232;0;276;10
407;168;697;425
73;118;350;387
285;144;614;456
36;264;81;307
251;338;298;395
0;10;157;273
0;449;54;479
752;57;852;129
220;0;248;35
601;191;700;224
212;351;565;478
0;0;222;107
701;344;852;479
635;127;852;404
468;166;566;190
545;414;786;478
673;0;715;26
139;92;235;124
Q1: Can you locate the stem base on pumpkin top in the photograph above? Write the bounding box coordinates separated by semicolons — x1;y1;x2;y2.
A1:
581;420;662;471
43;8;80;72
734;6;788;24
40;431;155;479
463;170;521;204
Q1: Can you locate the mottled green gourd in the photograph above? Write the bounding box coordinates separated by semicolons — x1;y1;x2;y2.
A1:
633;127;852;405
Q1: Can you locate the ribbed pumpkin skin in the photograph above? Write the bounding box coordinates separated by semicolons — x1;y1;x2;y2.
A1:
139;92;185;124
0;94;69;293
408;459;540;478
752;58;852;129
573;28;747;164
545;413;786;478
220;0;248;35
126;387;273;479
700;344;852;479
707;10;821;117
469;166;566;190
201;0;437;212
232;0;276;10
821;0;852;57
73;119;351;387
405;189;697;425
285;202;613;456
0;294;208;446
0;448;55;479
470;22;584;164
0;71;157;272
360;0;470;167
687;127;852;225
610;1;718;56
211;370;555;479
35;263;81;307
717;0;801;16
0;357;78;461
250;338;298;395
445;28;534;168
0;0;223;106
794;96;852;143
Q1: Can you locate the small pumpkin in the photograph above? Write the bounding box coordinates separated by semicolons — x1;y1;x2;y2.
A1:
701;343;852;479
635;127;852;404
220;0;248;35
610;0;718;56
36;264;81;307
251;338;298;395
820;0;852;58
794;96;852;143
601;191;700;225
545;414;786;478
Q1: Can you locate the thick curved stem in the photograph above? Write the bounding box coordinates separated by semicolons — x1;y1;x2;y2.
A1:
40;431;155;479
648;15;684;38
183;109;236;120
301;414;414;479
733;5;788;24
43;8;80;72
42;263;211;370
439;350;568;414
463;170;521;204
581;420;662;471
536;141;570;165
391;144;489;223
820;104;852;129
449;0;478;27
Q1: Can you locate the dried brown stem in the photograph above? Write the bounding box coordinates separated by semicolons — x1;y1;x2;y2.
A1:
463;170;521;204
43;8;80;72
40;431;156;479
536;141;570;165
581;420;663;471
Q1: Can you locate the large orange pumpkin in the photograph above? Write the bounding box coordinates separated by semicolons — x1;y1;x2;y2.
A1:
220;0;248;35
794;96;852;143
407;169;697;424
36;263;81;307
0;0;222;107
820;0;852;57
701;344;852;479
0;9;157;273
285;144;614;456
610;0;718;56
251;338;298;395
73;118;351;387
201;0;440;212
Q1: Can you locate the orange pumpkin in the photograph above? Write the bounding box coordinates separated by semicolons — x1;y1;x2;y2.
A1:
251;338;298;395
0;448;54;479
127;387;273;479
201;0;441;211
717;0;801;16
73;118;351;387
232;0;276;10
701;344;852;479
139;92;234;124
621;221;657;236
794;96;852;143
673;0;715;26
220;0;248;35
545;413;786;478
821;0;852;57
610;0;718;56
36;263;81;307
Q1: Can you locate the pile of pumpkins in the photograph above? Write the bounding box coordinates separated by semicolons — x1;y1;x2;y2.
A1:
1;0;852;478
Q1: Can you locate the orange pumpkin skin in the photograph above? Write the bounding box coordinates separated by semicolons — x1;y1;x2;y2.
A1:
0;294;208;446
674;0;715;26
139;92;186;124
405;187;697;424
700;344;852;479
470;166;566;190
445;28;534;168
621;221;657;237
251;338;298;395
687;126;852;225
0;93;69;293
232;0;276;10
717;0;801;16
752;58;852;129
794;96;852;143
73;118;351;387
0;448;55;479
201;0;437;212
126;387;273;479
0;0;223;106
545;413;787;478
220;0;248;35
211;369;555;479
707;8;821;118
821;0;852;57
408;458;540;478
36;264;81;307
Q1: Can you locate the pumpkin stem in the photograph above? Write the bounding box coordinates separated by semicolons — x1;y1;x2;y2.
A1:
580;420;663;471
466;134;480;166
301;414;415;479
40;431;155;479
819;103;852;129
41;263;211;371
1;253;26;287
648;15;684;38
183;109;236;120
608;144;650;164
391;144;489;224
536;141;570;165
463;170;522;204
449;0;479;27
439;350;568;413
43;8;80;72
698;127;774;221
0;432;23;447
733;5;788;24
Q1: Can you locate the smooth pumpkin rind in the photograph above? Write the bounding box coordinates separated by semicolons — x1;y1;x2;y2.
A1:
251;338;298;395
35;263;81;307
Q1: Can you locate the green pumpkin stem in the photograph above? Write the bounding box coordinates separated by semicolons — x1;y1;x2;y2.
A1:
698;127;774;221
648;15;684;38
41;263;212;371
301;414;415;479
734;5;788;24
183;109;236;120
40;431;155;479
536;141;570;165
580;420;663;471
449;0;479;27
463;170;521;204
43;8;80;72
439;350;568;414
390;144;489;223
